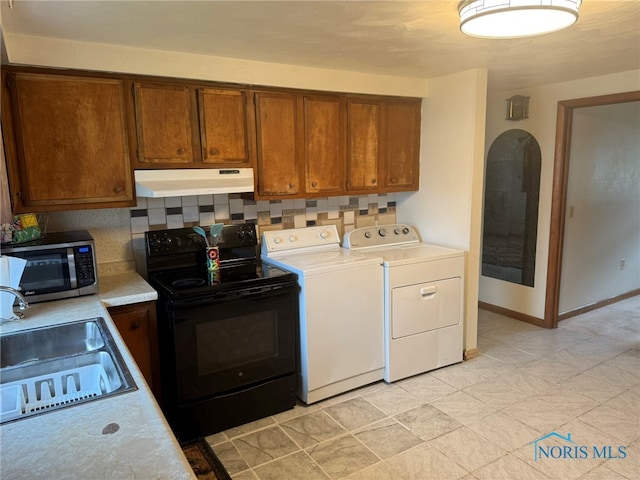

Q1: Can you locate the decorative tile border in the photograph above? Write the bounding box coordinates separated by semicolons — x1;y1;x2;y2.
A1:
131;193;396;237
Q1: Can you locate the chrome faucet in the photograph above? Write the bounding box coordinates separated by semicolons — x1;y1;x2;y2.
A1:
0;286;30;321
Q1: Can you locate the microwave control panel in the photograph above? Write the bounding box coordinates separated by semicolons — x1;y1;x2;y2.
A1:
74;245;96;287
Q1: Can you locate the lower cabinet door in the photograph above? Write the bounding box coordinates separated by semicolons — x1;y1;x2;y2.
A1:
109;301;161;401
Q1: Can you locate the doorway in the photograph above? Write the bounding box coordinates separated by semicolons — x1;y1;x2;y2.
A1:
544;90;640;328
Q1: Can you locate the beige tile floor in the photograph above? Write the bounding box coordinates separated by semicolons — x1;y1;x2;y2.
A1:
206;296;639;479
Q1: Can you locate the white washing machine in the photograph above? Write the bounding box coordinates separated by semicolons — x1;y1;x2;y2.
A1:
343;224;464;383
261;225;384;404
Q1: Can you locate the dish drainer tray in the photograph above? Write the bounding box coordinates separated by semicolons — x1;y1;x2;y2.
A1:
1;363;115;423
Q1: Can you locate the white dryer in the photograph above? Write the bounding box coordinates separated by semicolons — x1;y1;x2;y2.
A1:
343;224;464;383
261;225;384;404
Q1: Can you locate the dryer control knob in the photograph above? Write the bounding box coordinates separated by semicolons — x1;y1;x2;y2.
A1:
378;228;387;237
289;235;298;243
394;228;401;235
364;231;372;239
273;237;282;244
402;227;410;234
319;230;329;239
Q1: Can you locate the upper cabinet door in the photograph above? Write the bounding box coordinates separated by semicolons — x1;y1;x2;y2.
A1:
303;95;345;195
133;83;199;165
347;98;382;193
254;92;301;197
198;88;253;166
4;72;134;210
385;99;421;191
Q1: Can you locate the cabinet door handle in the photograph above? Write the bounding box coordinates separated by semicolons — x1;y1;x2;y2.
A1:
288;183;295;189
311;181;318;188
113;186;124;194
371;178;377;185
131;321;141;329
177;147;186;155
389;178;396;184
209;148;219;156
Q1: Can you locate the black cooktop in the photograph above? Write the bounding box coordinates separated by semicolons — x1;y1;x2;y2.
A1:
145;224;296;300
148;261;295;300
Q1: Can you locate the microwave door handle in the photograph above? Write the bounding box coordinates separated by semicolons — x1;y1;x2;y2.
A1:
67;247;78;288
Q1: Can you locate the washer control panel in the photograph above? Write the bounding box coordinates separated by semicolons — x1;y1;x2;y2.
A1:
343;224;420;249
261;225;340;254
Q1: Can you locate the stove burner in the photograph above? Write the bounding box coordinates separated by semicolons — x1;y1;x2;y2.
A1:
173;278;206;288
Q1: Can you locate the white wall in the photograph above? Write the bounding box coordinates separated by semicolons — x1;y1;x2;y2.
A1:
3;34;427;98
480;69;640;319
559;102;640;313
397;68;488;354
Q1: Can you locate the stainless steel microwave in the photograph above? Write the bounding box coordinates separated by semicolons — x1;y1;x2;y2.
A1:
2;230;98;303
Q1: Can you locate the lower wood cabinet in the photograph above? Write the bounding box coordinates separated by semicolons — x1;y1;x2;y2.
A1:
108;301;161;401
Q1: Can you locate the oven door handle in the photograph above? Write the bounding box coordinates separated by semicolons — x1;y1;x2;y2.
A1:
172;282;295;308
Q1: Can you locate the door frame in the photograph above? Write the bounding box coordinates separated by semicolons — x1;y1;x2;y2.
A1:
544;90;640;328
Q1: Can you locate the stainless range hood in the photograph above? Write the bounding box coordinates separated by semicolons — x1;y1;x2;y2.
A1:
134;169;254;198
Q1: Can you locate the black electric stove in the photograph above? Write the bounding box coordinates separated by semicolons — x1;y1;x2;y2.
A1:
145;223;299;440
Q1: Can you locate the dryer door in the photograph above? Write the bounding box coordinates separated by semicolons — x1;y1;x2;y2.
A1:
391;276;461;339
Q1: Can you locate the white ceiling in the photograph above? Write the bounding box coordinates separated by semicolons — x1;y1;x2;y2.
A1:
1;0;639;91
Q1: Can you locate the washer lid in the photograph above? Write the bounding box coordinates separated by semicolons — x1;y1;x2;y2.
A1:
263;248;382;275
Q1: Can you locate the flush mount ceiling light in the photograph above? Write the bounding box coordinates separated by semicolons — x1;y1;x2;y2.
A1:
458;0;582;39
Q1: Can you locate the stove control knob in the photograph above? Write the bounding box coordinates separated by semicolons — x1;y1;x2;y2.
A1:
319;230;329;239
289;235;297;243
378;228;387;237
364;231;372;239
402;227;410;235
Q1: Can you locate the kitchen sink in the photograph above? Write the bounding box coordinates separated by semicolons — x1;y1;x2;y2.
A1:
1;319;107;368
0;317;137;424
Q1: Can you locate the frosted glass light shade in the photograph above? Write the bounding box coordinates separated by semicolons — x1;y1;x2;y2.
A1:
459;0;581;38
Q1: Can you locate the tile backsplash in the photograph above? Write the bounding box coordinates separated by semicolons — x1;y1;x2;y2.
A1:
130;193;397;276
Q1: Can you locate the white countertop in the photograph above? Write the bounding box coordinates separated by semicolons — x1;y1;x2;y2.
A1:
0;275;195;479
99;270;158;307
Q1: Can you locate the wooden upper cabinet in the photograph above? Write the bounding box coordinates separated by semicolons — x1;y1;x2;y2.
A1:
347;97;420;194
198;88;252;165
384;99;421;191
3;71;135;211
254;91;301;197
133;83;198;165
132;83;252;168
347;98;382;193
2;67;421;208
303;95;345;195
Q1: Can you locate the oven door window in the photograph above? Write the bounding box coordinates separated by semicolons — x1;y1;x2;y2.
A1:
172;285;298;403
17;249;72;294
196;311;277;376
